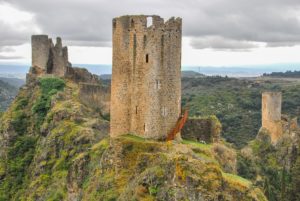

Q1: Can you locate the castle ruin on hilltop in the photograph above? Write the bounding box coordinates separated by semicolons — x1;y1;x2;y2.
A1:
262;92;283;143
110;15;182;139
28;35;110;115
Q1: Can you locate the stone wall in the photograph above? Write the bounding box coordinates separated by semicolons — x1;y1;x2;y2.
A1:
282;115;299;133
181;116;221;143
79;83;110;115
66;67;99;84
110;15;182;139
262;92;283;143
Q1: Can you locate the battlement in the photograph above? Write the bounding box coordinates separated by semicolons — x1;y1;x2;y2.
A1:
262;92;283;143
113;15;181;31
110;15;182;139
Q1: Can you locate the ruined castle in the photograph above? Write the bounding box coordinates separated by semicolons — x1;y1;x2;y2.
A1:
31;35;70;77
262;92;283;143
261;92;299;144
28;35;110;114
110;15;182;139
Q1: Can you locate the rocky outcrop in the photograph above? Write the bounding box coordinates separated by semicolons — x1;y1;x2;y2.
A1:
81;135;266;201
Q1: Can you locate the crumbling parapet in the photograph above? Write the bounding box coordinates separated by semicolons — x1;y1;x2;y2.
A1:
110;15;182;139
262;92;283;143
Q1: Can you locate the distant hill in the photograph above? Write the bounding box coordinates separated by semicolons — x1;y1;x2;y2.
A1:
263;70;300;78
0;77;25;88
2;63;300;78
181;70;205;78
99;71;205;80
99;74;111;80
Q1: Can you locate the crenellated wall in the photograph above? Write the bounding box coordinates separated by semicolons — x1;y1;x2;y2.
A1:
110;15;182;139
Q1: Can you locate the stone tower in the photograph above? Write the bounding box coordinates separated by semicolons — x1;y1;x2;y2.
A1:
262;92;283;143
110;15;182;139
31;35;70;77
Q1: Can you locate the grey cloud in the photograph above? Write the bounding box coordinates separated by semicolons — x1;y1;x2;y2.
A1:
0;46;15;52
0;54;23;60
190;36;258;51
2;0;300;50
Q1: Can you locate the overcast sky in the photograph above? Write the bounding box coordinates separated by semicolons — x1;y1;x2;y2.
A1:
1;0;300;66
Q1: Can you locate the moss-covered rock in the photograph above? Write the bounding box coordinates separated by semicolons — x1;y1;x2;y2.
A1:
0;75;266;201
80;135;266;201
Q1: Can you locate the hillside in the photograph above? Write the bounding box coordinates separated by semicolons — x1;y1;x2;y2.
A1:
0;79;19;112
263;70;300;78
0;75;266;200
0;77;25;88
182;76;300;148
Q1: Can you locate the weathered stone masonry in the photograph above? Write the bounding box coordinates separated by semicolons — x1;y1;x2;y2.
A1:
110;15;182;139
262;92;283;143
31;35;70;77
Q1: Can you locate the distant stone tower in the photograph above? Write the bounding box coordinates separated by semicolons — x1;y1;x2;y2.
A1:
31;35;70;77
110;15;182;139
262;92;283;143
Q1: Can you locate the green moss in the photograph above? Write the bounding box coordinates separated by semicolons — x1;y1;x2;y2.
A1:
50;120;82;144
11;110;29;135
148;186;158;196
0;135;37;199
182;139;212;150
222;172;252;188
90;137;109;157
121;134;147;142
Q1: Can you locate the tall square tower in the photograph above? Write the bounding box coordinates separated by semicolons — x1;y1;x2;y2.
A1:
110;15;182;139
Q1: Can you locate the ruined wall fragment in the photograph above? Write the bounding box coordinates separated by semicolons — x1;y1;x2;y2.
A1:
181;116;221;143
262;92;283;143
30;35;71;79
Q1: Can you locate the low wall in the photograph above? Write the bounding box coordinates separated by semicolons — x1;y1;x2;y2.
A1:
181;116;221;143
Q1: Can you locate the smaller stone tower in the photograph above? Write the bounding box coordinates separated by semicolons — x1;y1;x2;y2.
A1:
262;92;283;143
31;35;70;77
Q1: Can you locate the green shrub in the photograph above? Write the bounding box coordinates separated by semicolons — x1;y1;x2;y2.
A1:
32;77;65;128
1;135;37;199
11;110;28;135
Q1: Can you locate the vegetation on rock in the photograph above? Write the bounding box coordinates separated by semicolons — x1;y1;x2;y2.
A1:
0;75;267;200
